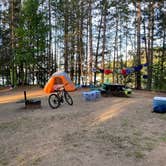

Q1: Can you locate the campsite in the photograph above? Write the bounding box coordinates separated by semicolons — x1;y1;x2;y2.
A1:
0;0;166;166
0;86;166;166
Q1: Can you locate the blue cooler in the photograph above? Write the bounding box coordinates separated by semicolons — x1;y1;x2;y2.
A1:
82;91;97;101
90;91;96;101
82;92;91;101
93;90;101;99
153;97;166;113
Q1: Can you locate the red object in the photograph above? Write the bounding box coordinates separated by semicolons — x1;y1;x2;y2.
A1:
121;69;127;75
104;69;112;75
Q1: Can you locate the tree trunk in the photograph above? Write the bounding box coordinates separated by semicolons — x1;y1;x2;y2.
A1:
136;1;141;89
88;0;93;84
48;0;52;73
64;2;69;72
101;7;107;83
147;2;154;90
70;34;75;81
79;1;84;85
113;12;119;83
143;18;148;63
160;30;165;86
94;14;102;84
9;0;15;86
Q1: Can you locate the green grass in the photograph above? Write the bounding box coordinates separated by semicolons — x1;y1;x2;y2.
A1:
160;135;166;142
134;151;145;159
158;114;166;120
0;121;20;131
121;119;129;127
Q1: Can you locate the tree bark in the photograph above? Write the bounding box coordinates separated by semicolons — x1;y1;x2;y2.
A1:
88;0;93;84
94;14;103;84
101;5;107;83
64;2;69;72
136;1;141;89
147;2;154;90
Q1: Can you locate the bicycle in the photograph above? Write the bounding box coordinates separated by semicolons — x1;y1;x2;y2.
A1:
48;85;73;109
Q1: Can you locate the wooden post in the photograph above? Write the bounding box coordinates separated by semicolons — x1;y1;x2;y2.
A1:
24;90;41;109
24;91;27;105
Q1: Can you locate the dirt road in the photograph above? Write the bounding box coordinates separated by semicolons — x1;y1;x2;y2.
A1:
0;88;166;166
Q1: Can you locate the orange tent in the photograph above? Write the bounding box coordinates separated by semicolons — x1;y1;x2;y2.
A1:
44;71;76;93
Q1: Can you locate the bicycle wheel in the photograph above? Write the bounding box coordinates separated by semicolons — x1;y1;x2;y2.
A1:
48;94;60;109
64;92;73;105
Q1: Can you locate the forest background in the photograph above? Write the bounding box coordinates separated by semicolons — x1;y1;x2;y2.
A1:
0;0;165;90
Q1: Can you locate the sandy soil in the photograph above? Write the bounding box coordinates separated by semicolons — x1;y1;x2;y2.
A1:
0;87;166;166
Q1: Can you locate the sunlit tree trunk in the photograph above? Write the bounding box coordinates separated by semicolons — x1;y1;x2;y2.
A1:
113;14;119;83
101;5;107;83
147;2;154;90
160;30;165;84
88;0;93;84
94;13;102;84
48;0;52;74
9;0;15;86
64;2;69;72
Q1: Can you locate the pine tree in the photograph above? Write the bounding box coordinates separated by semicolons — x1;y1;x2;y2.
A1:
15;0;48;85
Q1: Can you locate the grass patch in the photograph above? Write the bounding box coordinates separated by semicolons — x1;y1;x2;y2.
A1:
128;136;140;146
158;114;166;120
134;151;145;159
0;121;20;132
133;130;143;137
31;157;42;165
0;158;9;166
121;119;129;127
160;136;166;142
96;128;131;149
141;141;155;152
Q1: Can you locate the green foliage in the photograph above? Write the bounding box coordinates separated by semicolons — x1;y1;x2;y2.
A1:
15;0;48;66
153;62;166;90
0;1;165;89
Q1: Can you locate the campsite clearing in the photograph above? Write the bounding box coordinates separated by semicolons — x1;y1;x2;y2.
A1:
0;87;166;166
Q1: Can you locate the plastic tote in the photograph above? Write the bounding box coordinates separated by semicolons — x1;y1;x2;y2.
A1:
92;90;101;99
82;92;91;101
153;97;166;113
82;91;100;101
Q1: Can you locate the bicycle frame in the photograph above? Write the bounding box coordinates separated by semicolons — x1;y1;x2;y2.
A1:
54;88;65;102
48;86;73;109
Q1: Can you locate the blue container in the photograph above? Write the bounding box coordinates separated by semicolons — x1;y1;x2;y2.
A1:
82;91;98;101
90;91;96;101
93;90;101;99
153;97;166;113
82;92;91;101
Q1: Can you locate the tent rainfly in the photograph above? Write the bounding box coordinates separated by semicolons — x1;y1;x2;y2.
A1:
44;71;76;93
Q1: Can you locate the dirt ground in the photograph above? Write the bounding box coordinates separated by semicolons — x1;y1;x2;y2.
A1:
0;86;166;166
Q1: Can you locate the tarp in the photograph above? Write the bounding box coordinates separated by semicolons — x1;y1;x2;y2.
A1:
44;71;76;93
